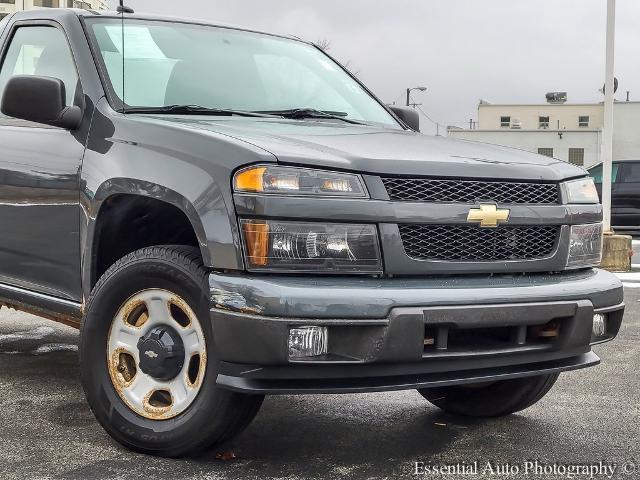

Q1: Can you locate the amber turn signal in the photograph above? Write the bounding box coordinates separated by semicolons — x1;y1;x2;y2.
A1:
234;167;266;193
241;221;270;266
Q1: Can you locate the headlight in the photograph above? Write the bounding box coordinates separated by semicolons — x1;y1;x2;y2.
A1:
240;220;382;274
563;177;599;204
567;223;603;268
234;165;368;197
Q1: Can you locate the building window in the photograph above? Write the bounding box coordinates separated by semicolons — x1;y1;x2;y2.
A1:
538;148;554;158
0;14;9;20
0;1;16;4
539;116;550;129
568;148;585;166
500;116;511;128
33;0;59;7
578;116;590;128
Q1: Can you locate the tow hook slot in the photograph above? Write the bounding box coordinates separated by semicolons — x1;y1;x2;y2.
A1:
424;319;563;356
531;320;561;339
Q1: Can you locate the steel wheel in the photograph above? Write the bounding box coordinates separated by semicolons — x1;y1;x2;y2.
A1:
82;246;264;457
107;288;207;420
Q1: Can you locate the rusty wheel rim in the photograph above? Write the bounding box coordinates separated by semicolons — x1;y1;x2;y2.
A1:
107;289;207;420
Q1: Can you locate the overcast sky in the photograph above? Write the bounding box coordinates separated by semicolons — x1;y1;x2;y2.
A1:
108;0;639;135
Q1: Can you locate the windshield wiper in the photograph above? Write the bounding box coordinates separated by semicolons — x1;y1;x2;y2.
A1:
256;108;365;125
125;105;279;118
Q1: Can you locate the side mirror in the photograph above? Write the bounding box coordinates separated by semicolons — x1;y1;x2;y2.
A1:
390;106;420;132
1;75;83;130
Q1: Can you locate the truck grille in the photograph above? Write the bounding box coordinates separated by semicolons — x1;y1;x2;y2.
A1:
382;177;560;204
399;224;559;261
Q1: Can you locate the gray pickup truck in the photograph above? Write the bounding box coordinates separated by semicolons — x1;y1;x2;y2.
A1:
0;8;624;457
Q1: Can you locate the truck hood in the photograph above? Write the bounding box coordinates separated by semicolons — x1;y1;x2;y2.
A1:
134;116;586;181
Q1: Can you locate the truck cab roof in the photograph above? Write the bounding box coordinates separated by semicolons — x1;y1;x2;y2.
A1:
9;7;301;44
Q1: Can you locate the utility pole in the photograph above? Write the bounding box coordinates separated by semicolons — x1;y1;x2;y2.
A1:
602;0;615;233
406;86;427;107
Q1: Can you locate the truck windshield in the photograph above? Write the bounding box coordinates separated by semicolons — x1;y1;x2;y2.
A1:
87;18;398;126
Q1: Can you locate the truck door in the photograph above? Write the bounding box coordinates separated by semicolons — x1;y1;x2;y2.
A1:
613;162;640;229
0;23;87;301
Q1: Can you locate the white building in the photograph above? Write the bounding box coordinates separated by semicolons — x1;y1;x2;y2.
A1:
448;96;640;168
0;1;107;21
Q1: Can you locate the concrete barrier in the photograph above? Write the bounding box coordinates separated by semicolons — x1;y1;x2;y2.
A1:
600;233;633;272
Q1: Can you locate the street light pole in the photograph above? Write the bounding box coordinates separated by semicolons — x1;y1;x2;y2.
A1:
602;0;616;233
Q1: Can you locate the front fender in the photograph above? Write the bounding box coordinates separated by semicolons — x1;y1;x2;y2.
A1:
80;98;277;300
89;178;212;263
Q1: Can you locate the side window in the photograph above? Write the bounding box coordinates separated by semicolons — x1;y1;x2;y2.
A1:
0;25;78;115
589;164;619;183
621;163;640;183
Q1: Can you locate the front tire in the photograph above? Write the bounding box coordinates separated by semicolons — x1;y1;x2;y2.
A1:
80;246;264;457
417;373;560;418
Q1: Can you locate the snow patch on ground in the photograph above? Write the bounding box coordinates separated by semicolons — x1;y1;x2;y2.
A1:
614;270;640;288
32;343;78;355
0;326;55;343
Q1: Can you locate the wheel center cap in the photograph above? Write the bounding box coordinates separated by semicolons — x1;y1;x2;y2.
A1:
137;325;185;381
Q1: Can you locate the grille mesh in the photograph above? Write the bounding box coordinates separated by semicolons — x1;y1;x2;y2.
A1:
382;178;559;204
399;225;559;261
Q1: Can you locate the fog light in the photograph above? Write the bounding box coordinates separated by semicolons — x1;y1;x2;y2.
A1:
288;326;328;359
593;313;607;337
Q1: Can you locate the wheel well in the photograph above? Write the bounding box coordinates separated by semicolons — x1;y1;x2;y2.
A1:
91;195;200;287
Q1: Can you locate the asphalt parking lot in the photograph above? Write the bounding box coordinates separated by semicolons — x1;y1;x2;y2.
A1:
0;284;638;480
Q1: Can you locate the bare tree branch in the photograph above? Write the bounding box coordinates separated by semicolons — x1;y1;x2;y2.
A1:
315;38;360;77
315;37;332;52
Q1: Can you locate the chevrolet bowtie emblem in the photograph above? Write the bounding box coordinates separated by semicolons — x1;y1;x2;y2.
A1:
467;204;510;228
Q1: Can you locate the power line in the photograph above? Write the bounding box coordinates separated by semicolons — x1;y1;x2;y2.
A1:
409;95;445;135
408;96;437;124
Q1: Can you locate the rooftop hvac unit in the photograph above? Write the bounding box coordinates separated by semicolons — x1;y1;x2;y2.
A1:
546;92;567;104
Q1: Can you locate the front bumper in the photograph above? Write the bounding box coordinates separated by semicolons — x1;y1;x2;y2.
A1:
209;268;624;394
